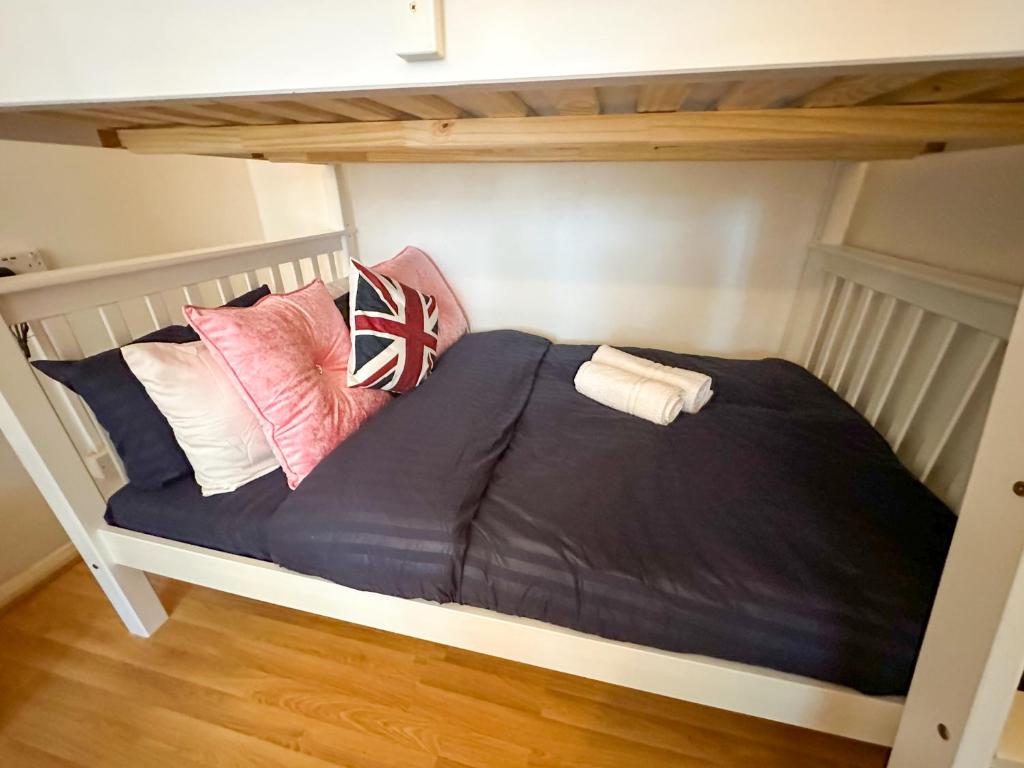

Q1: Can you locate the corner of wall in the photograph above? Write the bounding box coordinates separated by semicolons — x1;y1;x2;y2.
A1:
778;161;868;363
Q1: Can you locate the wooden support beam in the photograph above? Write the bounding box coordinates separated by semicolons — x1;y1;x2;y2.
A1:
716;77;830;110
121;126;247;155
118;104;1024;163
637;84;693;113
797;74;928;107
261;142;929;163
443;91;531;118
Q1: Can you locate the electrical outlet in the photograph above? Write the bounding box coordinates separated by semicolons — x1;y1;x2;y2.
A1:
0;250;47;274
395;0;445;61
84;450;118;480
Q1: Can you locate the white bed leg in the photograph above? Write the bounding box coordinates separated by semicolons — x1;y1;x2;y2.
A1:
889;296;1024;767
0;323;166;636
83;560;167;636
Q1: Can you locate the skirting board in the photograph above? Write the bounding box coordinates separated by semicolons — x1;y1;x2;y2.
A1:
0;541;78;610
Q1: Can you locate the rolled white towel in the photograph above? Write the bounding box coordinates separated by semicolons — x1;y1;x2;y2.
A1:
592;345;713;414
574;361;684;426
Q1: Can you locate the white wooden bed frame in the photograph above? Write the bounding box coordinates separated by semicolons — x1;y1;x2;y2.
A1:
1;228;1023;768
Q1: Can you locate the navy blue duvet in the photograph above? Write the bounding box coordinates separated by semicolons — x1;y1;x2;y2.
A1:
107;330;955;695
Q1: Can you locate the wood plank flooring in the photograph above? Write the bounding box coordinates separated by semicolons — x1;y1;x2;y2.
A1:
0;563;889;767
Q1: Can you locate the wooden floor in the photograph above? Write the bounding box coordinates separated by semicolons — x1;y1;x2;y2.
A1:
0;563;889;767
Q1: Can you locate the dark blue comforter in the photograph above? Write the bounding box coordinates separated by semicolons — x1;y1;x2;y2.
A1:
108;330;955;695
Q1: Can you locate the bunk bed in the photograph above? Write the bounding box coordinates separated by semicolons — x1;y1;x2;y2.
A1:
2;58;1024;768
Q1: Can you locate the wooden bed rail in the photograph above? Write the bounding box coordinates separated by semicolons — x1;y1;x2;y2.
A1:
0;230;347;324
2;231;349;493
796;244;1020;511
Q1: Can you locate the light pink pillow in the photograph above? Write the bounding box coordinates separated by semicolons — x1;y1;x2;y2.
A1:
373;247;468;355
185;280;390;489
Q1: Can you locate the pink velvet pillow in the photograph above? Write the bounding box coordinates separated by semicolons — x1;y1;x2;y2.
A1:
185;280;390;489
373;247;469;355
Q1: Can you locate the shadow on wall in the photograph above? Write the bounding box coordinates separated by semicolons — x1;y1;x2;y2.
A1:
345;161;834;358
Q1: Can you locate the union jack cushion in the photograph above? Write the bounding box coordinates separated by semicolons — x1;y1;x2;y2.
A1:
347;259;439;393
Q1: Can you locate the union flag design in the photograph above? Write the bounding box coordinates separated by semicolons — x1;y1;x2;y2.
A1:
348;260;439;393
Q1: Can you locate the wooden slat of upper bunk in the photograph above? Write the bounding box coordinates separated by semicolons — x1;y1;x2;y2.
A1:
114;103;1024;163
795;74;928;108
715;77;830;110
636;84;692;113
868;67;1024;105
365;94;464;120
13;64;1024;127
5;61;1024;160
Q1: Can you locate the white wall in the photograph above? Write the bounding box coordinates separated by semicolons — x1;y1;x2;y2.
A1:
0;141;270;269
245;161;343;241
845;146;1024;285
343;160;835;357
0;141;334;599
0;1;1021;105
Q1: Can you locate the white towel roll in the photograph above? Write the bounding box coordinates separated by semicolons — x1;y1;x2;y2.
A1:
592;345;713;414
574;361;684;426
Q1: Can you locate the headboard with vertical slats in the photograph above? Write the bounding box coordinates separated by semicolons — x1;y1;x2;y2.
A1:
798;243;1020;511
0;231;349;497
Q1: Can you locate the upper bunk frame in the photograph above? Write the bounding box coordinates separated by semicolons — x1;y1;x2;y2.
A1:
3;60;1024;163
0;215;1022;767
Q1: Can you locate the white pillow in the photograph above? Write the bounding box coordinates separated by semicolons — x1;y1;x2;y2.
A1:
121;341;279;496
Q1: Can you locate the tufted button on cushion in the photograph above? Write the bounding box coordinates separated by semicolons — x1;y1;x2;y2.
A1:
185;279;390;489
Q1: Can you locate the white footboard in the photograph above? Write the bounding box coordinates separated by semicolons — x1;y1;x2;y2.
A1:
0;231;348;635
788;243;1020;511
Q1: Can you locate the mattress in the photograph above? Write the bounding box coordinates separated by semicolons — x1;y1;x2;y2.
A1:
105;468;290;560
105;330;955;695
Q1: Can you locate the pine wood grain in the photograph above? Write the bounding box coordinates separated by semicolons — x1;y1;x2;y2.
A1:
366;94;464;120
637;84;693;112
443;92;531;118
796;74;928;107
117;103;1024;162
868;68;1024;105
0;563;889;767
20;63;1024;144
716;77;830;110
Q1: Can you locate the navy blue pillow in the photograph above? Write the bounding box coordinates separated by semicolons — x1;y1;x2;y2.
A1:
334;292;349;325
33;285;271;489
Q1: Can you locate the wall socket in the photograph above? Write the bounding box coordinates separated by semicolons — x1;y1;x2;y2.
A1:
0;250;47;274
